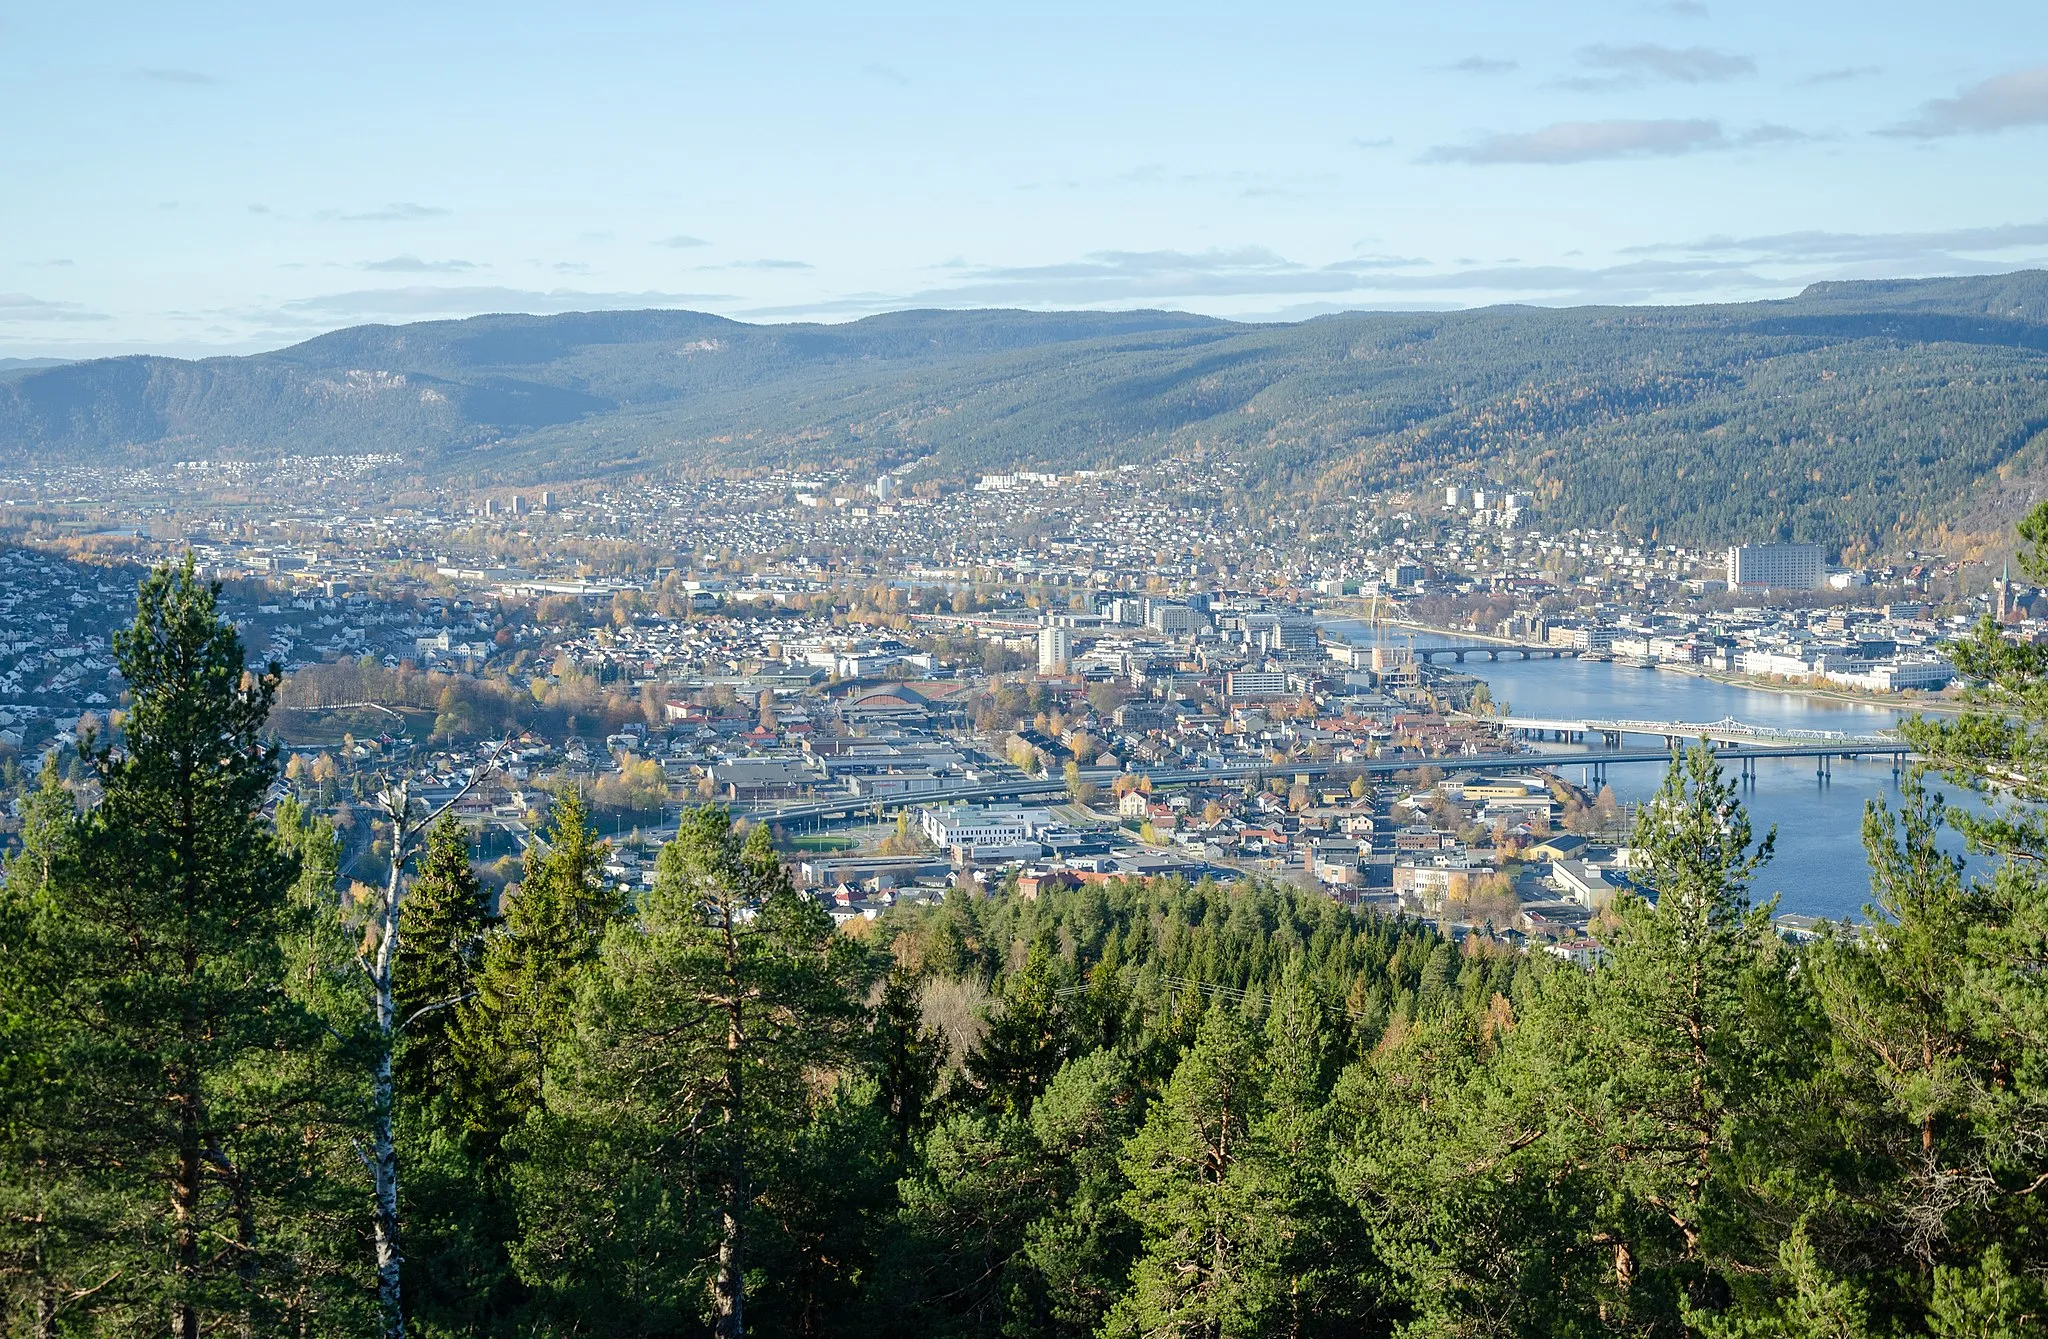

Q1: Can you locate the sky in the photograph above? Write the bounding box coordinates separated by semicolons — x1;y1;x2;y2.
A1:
5;0;2048;359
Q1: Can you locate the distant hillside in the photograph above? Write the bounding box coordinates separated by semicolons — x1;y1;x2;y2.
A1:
6;273;2048;552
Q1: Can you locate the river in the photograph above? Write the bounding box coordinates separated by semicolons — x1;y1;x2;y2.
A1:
1322;622;1974;921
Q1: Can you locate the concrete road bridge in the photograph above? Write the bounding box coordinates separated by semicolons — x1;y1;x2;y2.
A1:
1487;713;1902;751
1404;643;1574;662
746;738;1913;826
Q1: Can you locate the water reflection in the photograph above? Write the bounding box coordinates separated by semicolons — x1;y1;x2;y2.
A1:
1324;622;1976;921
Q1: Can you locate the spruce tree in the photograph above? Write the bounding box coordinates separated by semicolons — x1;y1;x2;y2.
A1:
454;784;618;1155
870;966;943;1165
0;765;114;1336
395;812;488;1103
1239;973;1383;1336
964;936;1072;1114
269;795;380;1335
1015;1049;1144;1338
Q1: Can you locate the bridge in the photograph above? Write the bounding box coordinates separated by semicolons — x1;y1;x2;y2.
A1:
1405;643;1575;663
745;738;1913;825
1486;713;1902;751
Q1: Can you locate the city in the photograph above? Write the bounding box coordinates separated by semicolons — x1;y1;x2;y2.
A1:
7;5;2048;1334
0;453;1987;951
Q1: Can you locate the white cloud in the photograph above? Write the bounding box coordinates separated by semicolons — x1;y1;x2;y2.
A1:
1425;118;1726;164
1446;56;1517;75
314;202;452;223
1626;220;2048;268
0;293;109;322
1883;64;2048;138
276;286;736;318
1799;65;1881;86
731;247;1799;319
360;256;478;273
1577;42;1754;84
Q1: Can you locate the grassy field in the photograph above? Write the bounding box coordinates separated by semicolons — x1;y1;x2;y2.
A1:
779;831;858;853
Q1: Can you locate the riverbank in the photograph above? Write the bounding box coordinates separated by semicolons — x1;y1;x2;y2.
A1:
1664;660;1967;719
1409;643;1969;919
1345;617;1967;719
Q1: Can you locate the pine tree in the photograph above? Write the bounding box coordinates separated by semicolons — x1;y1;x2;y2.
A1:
1879;499;2048;1317
883;1109;1047;1338
1691;1228;1877;1339
510;806;864;1337
1926;1247;2043;1339
1106;1004;1265;1339
1803;775;1985;1273
1332;1000;1609;1339
60;557;307;1337
1521;742;1798;1324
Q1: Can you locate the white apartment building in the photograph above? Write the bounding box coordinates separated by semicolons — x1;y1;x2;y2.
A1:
1038;625;1073;673
1726;543;1825;591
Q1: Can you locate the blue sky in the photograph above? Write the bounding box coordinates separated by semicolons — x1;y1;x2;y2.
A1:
5;1;2047;357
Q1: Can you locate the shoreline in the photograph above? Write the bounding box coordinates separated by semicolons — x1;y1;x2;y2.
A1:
1329;615;1967;719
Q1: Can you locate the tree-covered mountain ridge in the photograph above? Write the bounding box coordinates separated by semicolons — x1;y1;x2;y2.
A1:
8;271;2048;552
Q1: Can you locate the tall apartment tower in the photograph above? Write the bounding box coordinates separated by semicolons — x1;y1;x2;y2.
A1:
1037;625;1073;674
1725;543;1824;591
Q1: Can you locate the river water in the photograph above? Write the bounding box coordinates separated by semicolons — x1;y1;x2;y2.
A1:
1323;622;1974;921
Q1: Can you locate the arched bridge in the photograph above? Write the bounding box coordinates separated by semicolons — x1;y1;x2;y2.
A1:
1407;643;1574;662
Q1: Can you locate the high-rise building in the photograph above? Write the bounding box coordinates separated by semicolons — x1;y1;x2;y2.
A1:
1037;625;1072;674
1726;544;1824;591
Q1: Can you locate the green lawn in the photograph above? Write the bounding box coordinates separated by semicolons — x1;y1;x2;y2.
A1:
780;831;858;852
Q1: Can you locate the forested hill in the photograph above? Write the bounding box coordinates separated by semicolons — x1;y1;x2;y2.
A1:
8;271;2048;551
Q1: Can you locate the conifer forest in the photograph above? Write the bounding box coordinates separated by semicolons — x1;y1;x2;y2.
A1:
6;527;2048;1338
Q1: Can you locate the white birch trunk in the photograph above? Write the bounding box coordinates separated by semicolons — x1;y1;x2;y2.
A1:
371;784;409;1339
